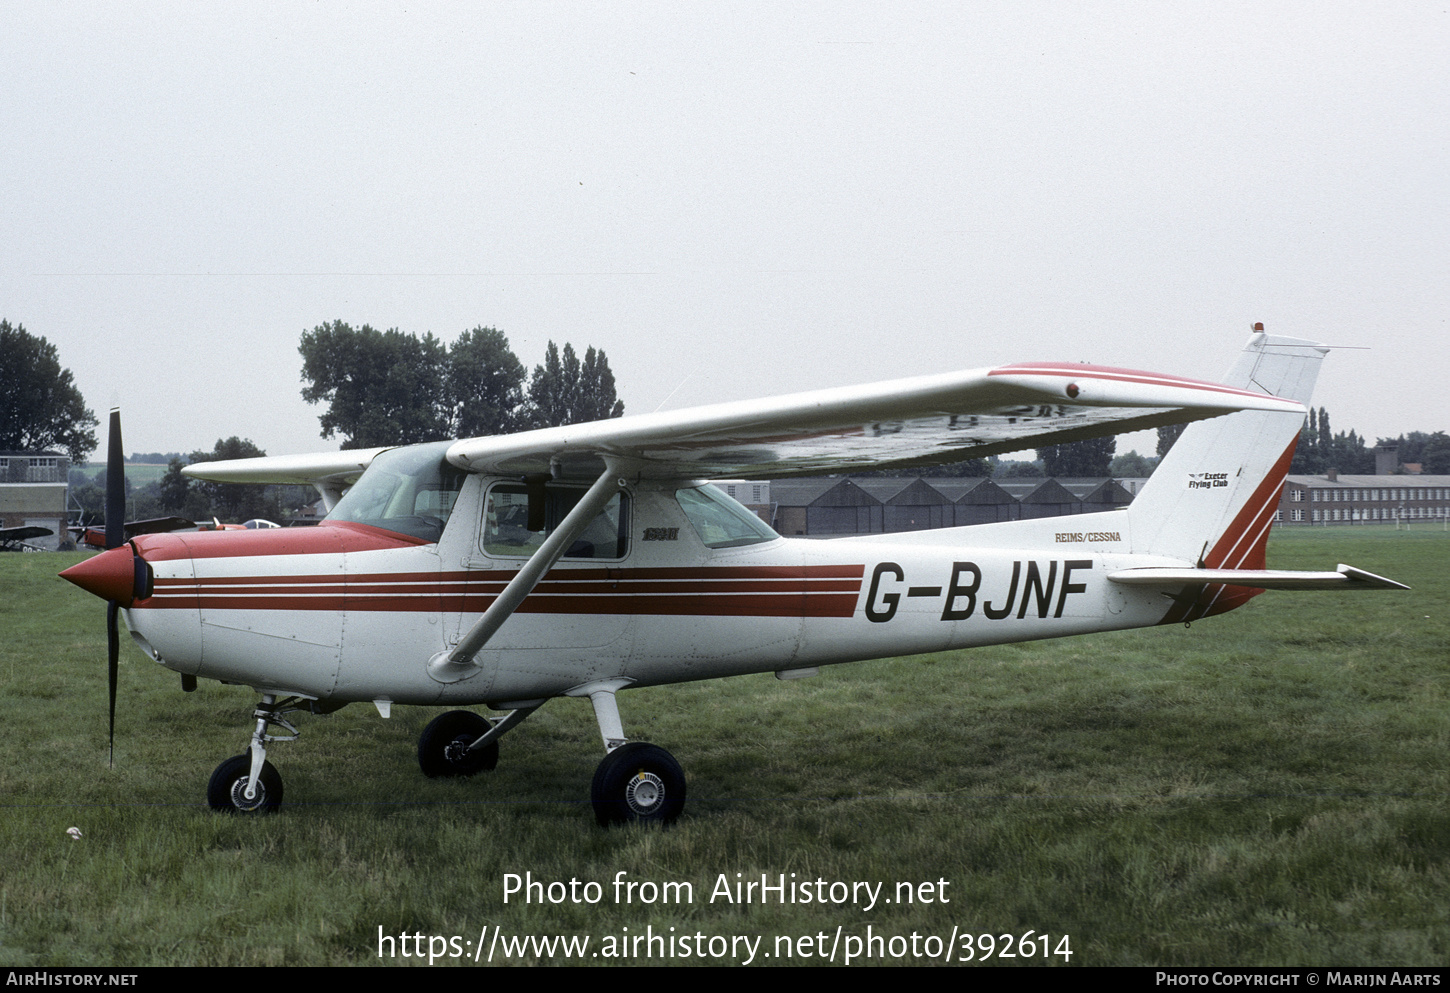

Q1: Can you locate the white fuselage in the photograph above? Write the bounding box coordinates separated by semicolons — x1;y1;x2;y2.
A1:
122;477;1182;709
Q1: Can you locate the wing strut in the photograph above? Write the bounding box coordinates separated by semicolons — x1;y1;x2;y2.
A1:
427;466;625;684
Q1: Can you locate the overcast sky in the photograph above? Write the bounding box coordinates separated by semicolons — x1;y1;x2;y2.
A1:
3;2;1446;461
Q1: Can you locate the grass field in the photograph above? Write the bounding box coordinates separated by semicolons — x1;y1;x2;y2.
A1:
0;527;1445;966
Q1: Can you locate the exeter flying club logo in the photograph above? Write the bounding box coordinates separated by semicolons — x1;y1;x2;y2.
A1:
1187;472;1229;490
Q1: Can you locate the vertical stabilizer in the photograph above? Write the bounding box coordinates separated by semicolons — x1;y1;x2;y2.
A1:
1128;332;1327;574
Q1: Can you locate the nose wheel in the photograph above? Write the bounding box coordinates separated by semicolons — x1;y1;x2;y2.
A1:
206;693;300;815
208;751;283;814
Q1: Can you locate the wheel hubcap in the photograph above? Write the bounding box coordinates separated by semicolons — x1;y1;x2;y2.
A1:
444;736;471;766
625;771;664;814
228;777;266;810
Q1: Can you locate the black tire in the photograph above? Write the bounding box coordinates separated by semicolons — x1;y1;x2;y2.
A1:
590;742;685;827
418;710;499;778
207;751;283;814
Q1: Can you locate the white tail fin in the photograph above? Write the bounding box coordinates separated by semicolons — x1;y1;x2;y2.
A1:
1128;333;1328;577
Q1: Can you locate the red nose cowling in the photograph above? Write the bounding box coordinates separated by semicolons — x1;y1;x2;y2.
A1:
61;546;138;606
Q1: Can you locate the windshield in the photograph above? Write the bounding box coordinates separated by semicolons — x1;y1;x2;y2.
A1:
675;484;778;548
325;442;465;543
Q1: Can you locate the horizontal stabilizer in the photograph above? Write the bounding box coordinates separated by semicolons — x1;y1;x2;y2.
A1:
1107;564;1409;591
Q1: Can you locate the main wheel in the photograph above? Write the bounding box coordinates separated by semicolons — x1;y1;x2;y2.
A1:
418;710;499;778
207;751;283;814
590;742;686;827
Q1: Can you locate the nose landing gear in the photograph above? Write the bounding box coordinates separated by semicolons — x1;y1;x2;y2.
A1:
206;694;301;815
207;751;283;814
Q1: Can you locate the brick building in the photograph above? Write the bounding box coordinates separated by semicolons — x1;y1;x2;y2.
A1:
1276;473;1450;525
0;451;71;549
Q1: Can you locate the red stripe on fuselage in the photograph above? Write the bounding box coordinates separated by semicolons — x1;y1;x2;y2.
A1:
139;564;866;618
152;564;865;586
151;592;861;617
155;577;861;596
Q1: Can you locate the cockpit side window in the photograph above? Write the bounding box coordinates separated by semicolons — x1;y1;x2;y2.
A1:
482;484;630;560
325;442;464;543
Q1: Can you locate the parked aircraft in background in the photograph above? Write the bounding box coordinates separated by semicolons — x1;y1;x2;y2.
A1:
71;517;195;550
1;525;53;552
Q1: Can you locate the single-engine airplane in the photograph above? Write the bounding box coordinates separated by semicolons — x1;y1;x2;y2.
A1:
71;516;196;550
0;525;53;552
60;329;1407;823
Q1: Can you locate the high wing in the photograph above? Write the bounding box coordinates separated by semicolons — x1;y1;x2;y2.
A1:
183;447;386;510
0;525;53;550
446;362;1304;480
182;360;1303;489
0;525;52;542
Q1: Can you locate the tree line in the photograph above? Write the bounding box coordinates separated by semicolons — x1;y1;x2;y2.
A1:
1;319;96;463
1289;407;1450;475
69;438;310;526
1157;410;1450;476
298;322;623;449
995;409;1450;480
1379;430;1450;474
65;323;626;524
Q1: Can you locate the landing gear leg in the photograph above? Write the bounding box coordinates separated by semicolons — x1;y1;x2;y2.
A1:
572;681;686;827
207;694;301;814
417;704;541;778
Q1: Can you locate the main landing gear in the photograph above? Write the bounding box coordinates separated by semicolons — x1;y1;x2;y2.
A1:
417;710;499;777
207;685;686;825
411;682;686;826
590;742;685;827
572;681;685;826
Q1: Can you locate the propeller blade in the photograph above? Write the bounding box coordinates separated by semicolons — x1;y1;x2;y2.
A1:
105;409;124;551
105;410;123;767
107;600;119;769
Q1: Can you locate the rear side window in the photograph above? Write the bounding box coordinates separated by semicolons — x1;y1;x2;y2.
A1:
483;484;629;560
675;485;778;549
